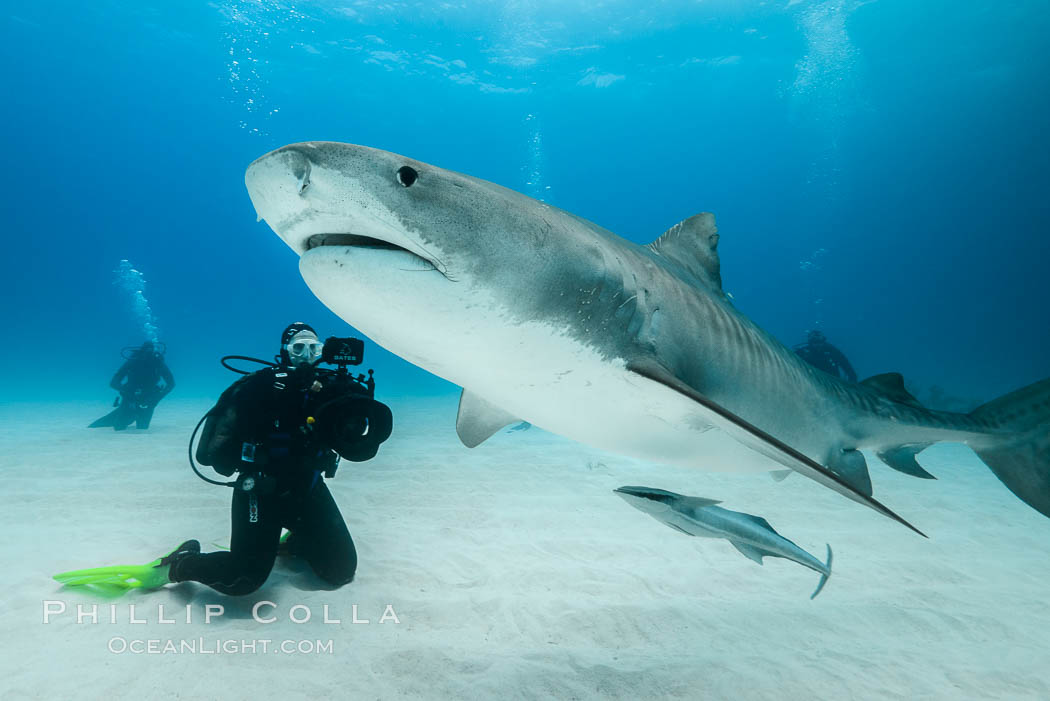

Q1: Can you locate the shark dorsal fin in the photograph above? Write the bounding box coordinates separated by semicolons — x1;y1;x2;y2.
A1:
455;390;521;448
648;213;723;292
737;513;777;533
860;373;923;408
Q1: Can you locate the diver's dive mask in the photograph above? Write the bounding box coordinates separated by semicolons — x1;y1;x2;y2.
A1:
285;331;324;367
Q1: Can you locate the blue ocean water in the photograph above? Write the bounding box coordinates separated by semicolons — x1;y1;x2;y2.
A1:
1;0;1047;405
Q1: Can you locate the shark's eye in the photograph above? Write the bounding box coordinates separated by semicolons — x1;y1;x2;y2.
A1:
397;166;418;187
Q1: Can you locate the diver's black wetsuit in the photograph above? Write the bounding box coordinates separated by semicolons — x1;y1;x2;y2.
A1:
173;364;390;595
90;347;175;430
176;477;357;596
794;337;858;382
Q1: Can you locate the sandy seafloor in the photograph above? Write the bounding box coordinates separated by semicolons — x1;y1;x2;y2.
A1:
1;396;1048;700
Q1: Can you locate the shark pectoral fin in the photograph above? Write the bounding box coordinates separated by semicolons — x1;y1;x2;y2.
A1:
626;359;926;537
878;445;936;479
770;470;793;482
827;449;873;497
455;390;521;448
730;541;769;565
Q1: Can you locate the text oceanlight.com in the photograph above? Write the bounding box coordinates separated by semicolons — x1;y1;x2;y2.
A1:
108;638;335;655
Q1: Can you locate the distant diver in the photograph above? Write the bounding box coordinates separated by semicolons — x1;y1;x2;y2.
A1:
56;323;393;595
793;330;858;383
89;341;174;430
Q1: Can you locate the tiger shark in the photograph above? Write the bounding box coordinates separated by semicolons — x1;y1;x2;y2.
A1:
244;141;1050;533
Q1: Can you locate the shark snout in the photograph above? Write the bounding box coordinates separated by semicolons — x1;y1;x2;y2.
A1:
615;486;681;501
246;141;458;274
245;147;313;241
245;144;355;255
614;486;681;515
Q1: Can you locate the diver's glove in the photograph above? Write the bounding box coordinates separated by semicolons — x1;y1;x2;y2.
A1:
52;540;200;595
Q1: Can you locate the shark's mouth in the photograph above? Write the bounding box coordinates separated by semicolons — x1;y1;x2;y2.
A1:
303;233;446;277
306;233;406;252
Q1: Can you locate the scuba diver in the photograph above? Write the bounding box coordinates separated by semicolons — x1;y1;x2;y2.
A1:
793;329;858;383
89;341;175;430
56;323;393;595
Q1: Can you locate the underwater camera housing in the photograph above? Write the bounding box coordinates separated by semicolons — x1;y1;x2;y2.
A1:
321;336;364;367
314;394;393;464
314;337;388;465
317;336;375;399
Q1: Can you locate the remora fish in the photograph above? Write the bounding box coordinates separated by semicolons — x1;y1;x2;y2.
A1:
245;142;1050;533
615;486;833;599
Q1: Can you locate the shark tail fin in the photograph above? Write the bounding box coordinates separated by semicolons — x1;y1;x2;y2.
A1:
810;545;833;600
969;378;1050;519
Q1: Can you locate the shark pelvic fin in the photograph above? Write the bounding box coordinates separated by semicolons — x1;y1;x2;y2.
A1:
878;445;936;479
626;359;926;537
730;541;769;565
860;373;923;408
647;213;723;293
455;390;521;448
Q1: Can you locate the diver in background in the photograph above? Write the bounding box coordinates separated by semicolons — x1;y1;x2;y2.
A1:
89;341;175;430
793;329;858;383
57;323;393;594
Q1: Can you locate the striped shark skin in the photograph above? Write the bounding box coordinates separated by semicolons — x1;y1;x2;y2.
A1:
245;141;1050;535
